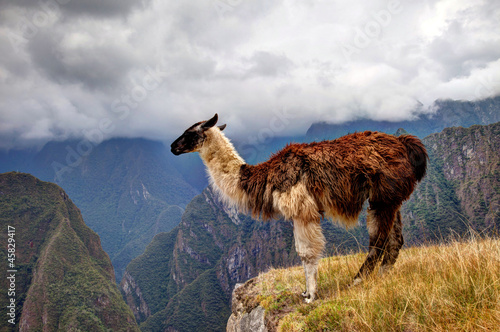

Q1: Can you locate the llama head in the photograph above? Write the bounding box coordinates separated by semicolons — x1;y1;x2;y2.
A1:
171;113;226;155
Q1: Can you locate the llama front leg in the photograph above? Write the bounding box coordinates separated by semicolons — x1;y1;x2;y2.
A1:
302;257;319;303
293;218;325;303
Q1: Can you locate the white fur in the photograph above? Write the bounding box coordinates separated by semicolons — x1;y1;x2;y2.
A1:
198;128;248;210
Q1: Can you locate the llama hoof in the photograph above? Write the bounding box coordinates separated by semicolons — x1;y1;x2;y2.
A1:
305;293;315;303
301;291;315;303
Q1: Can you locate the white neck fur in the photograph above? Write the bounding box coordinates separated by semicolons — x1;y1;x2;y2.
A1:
198;128;247;207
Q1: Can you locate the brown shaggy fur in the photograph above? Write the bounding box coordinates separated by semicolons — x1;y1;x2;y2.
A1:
240;131;426;226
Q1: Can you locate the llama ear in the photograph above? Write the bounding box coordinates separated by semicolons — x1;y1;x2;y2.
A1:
202;113;218;130
218;124;226;131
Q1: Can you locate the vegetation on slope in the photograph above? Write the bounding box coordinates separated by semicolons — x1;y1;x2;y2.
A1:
140;268;231;332
0;172;139;331
245;234;500;331
403;122;500;243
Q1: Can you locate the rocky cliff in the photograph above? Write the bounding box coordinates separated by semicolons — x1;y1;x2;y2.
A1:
425;123;499;228
0;172;139;331
402;122;500;242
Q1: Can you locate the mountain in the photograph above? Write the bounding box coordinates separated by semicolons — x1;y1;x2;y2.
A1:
0;172;139;331
121;121;499;331
306;96;500;140
402;122;500;242
0;138;203;281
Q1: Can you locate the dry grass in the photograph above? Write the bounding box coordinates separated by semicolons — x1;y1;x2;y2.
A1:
255;235;500;331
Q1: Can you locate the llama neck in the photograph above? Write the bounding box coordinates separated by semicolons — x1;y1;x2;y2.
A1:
199;128;246;204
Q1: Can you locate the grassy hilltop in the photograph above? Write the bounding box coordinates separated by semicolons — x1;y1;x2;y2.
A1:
234;235;500;331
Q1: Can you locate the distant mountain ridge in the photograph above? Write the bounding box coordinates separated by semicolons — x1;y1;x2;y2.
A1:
122;121;500;331
0;138;203;282
307;96;500;140
0;172;139;331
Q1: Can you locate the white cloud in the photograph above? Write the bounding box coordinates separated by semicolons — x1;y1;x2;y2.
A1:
0;0;499;148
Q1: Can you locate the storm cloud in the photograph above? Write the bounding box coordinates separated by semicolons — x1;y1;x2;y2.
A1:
0;0;499;148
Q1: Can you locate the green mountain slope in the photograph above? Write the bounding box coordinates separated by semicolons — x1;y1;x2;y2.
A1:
0;172;139;331
403;122;500;242
140;268;230;332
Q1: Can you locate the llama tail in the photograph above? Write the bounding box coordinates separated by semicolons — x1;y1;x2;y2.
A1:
398;135;428;182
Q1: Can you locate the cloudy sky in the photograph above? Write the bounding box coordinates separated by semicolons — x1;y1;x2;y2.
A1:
0;0;499;149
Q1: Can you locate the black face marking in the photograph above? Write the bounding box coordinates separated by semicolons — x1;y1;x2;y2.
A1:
170;114;220;156
170;125;204;155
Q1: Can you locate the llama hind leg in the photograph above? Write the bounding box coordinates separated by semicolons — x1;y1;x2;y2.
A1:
379;209;403;275
352;204;397;285
293;218;325;303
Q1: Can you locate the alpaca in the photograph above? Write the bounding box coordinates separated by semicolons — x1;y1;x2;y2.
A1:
171;114;427;302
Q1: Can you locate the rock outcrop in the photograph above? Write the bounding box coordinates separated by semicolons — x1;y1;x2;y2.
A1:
226;281;267;332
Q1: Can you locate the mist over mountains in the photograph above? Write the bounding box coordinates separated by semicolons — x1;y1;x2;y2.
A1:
307;96;500;141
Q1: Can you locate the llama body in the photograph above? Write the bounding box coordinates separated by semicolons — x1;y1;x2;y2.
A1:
171;114;427;302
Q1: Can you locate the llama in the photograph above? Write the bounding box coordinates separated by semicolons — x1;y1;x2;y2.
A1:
171;114;427;302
